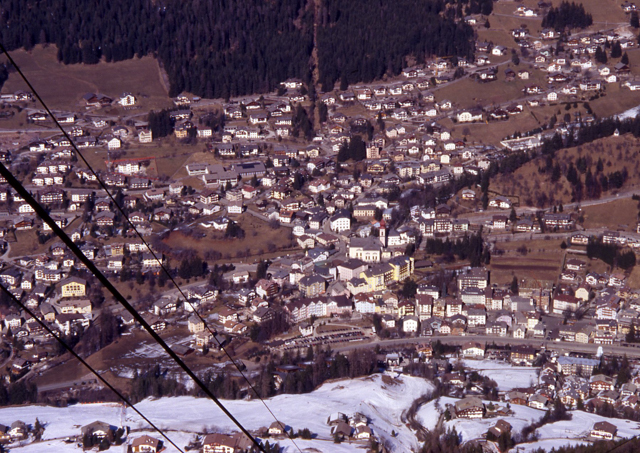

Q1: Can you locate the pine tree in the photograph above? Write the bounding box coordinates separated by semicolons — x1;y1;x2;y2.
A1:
510;276;519;294
611;41;623;59
626;324;636;343
622;52;630;65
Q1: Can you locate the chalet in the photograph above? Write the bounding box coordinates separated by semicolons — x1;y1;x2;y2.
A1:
590;421;617;440
461;341;485;359
488;196;512;209
81;421;116;442
201;433;254;453
590;375;615;394
454;396;484;418
153;298;178;316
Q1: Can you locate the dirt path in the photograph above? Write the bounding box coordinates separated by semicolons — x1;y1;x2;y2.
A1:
311;0;322;130
403;393;443;442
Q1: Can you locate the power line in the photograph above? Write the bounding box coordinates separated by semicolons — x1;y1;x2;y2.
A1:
0;43;302;452
0;161;267;453
0;284;186;453
5;39;300;446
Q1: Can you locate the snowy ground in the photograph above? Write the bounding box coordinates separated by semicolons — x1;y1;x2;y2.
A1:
0;373;433;453
417;396;546;443
536;410;640;440
511;410;640;452
3;360;639;453
462;359;539;391
616;104;640;120
121;341;170;360
511;439;588;452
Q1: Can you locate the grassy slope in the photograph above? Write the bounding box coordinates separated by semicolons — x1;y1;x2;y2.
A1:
490;134;640;208
0;46;172;112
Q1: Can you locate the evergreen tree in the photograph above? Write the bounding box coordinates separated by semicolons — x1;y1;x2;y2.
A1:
626;324;637;343
622;52;630;65
595;46;607;64
510;276;519;294
611;41;623;59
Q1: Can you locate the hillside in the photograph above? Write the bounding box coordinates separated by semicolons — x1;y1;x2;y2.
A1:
0;374;433;453
489;134;640;208
0;0;483;98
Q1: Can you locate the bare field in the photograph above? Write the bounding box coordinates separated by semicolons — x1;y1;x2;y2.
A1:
581;198;639;230
9;228;55;257
76;138;206;180
1;45;172;112
163;215;299;262
626;265;640;287
589;82;640;118
489;238;564;284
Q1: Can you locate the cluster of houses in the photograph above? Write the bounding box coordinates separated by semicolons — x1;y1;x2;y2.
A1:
396;343;630;445
327;411;373;442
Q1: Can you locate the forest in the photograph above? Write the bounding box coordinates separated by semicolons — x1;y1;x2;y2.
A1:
0;0;484;98
0;0;313;98
317;0;478;91
541;1;593;31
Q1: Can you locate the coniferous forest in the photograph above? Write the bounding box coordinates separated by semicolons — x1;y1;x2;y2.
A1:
317;0;478;91
541;1;593;31
0;0;485;98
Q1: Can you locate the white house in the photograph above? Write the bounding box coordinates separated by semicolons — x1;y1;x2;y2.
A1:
107;137;122;150
330;212;351;232
457;109;483;123
402;315;419;333
118;94;136;106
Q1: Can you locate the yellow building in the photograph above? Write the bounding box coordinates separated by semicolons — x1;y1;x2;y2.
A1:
389;256;414;282
361;263;393;292
60;277;86;298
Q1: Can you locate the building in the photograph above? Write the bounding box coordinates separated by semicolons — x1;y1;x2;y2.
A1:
454;396;484;418
330;210;351;232
402;315;419;333
60;277;87;298
458;268;489;291
557;356;599;377
298;274;326;297
590;421;617;440
553;294;580;314
131;435;162;453
461;341;485;359
201;432;254;453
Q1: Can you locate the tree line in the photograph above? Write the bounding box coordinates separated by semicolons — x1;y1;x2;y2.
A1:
586;237;636;270
541;1;593;31
424;233;490;267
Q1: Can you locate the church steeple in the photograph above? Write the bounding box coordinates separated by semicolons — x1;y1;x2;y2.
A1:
379;219;387;247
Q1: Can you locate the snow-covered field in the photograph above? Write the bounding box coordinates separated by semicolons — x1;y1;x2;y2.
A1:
462;359;539;391
0;373;433;453
512;439;588;452
512;410;640;452
2;360;639;453
616;104;640;120
417;396;546;442
536;410;640;440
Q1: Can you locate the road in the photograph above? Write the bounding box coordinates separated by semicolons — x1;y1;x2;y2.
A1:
37;373;98;393
331;334;640;358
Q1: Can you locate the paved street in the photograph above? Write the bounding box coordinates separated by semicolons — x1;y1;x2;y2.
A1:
332;334;640;358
